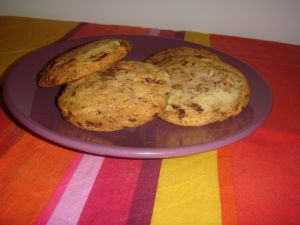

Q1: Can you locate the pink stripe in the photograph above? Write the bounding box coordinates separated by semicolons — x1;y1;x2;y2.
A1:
46;154;104;225
148;28;160;36
35;153;84;225
77;158;143;225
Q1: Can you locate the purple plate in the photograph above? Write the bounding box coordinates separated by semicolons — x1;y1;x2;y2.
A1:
3;35;272;158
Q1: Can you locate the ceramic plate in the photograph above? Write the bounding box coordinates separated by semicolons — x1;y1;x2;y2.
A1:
3;35;272;158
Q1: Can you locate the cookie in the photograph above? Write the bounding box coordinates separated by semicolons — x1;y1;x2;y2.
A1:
153;56;250;126
38;39;132;87
58;61;171;131
146;46;221;65
140;105;253;147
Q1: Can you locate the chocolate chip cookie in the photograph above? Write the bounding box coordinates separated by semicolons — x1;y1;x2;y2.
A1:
152;56;250;126
38;39;132;87
58;61;171;131
146;46;221;65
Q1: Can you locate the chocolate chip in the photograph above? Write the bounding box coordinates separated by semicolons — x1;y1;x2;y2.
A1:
171;104;180;110
195;54;204;59
92;53;108;62
189;103;203;113
171;104;186;119
101;72;116;81
220;112;227;117
146;78;165;85
181;60;189;66
129;118;136;122
178;109;186;119
85;121;103;128
63;111;73;120
152;113;158;117
146;78;153;83
173;84;182;90
66;58;76;63
49;78;56;85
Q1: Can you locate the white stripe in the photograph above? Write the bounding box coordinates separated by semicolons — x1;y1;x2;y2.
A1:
46;154;104;225
148;28;160;36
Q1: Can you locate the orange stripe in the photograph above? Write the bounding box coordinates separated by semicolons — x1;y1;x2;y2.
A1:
0;16;78;83
0;133;76;224
211;34;239;225
217;147;238;225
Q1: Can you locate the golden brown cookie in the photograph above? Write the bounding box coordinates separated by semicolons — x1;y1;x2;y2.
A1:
58;61;171;131
154;56;250;126
38;39;132;87
136;105;254;147
146;46;221;65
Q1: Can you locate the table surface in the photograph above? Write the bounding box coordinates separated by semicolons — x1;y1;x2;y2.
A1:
0;16;299;225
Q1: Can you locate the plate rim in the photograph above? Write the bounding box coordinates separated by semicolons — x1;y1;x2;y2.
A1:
3;34;273;158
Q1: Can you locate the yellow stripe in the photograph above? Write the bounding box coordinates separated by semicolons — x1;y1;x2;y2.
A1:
0;16;78;83
184;31;211;47
151;31;222;224
151;151;222;225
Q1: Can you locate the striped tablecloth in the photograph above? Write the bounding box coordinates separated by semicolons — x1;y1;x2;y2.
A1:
1;16;300;225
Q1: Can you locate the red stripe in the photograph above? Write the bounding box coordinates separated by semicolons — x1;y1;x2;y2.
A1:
210;34;300;131
211;34;300;225
217;147;238;225
125;160;161;225
0;108;24;155
77;158;143;225
229;130;300;225
0;95;10;129
158;29;177;38
0;123;24;154
124;29;178;225
123;29;177;225
68;23;151;40
58;22;87;41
